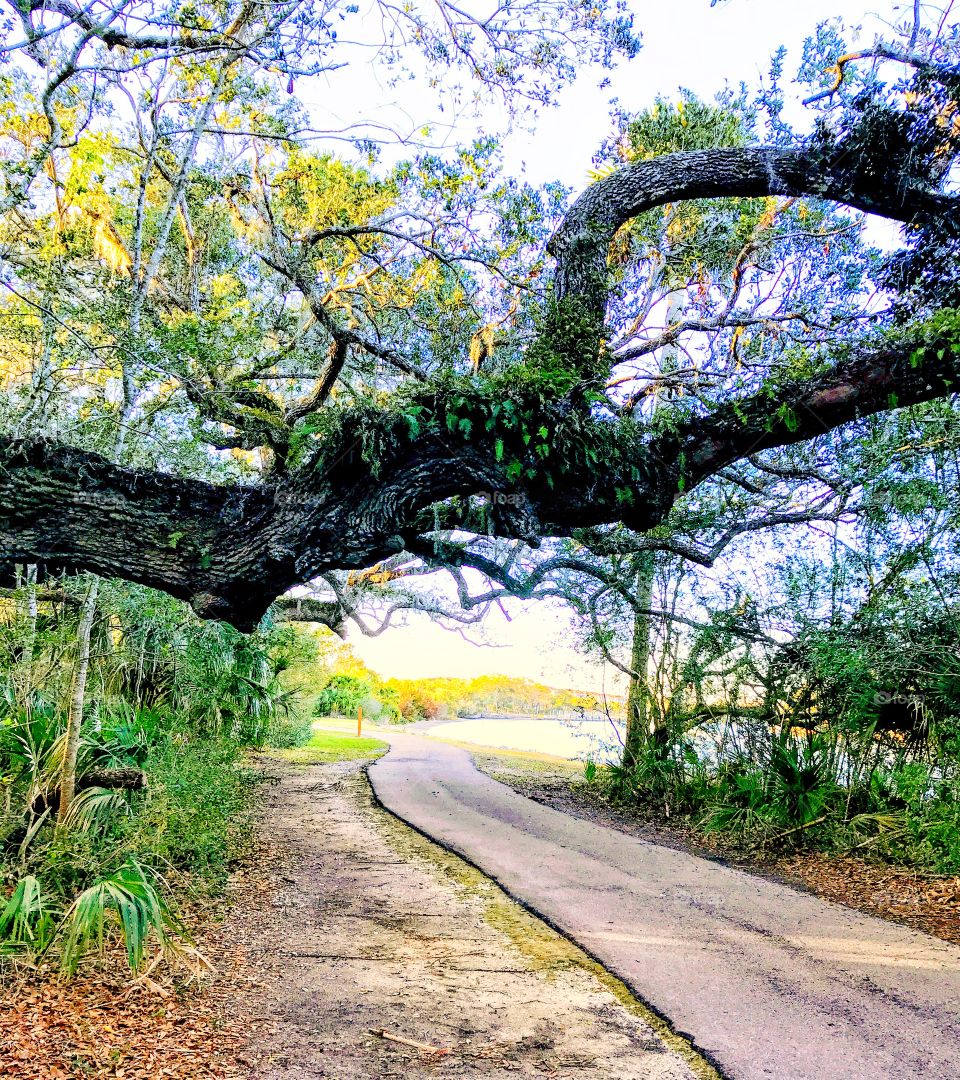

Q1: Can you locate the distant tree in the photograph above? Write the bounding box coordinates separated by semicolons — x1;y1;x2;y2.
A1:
313;674;372;718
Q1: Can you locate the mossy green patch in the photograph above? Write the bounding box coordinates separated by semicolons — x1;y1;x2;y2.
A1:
470;748;584;777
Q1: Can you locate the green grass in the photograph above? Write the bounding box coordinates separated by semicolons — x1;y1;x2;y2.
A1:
271;729;388;764
470;748;584;774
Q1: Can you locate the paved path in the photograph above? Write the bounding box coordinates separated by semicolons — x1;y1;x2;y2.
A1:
368;732;960;1080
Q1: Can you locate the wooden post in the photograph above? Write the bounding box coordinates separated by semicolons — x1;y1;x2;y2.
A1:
357;705;363;738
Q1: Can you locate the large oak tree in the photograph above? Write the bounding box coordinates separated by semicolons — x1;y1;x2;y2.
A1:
1;0;959;629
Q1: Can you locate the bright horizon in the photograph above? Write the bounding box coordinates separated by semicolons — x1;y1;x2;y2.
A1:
345;598;627;693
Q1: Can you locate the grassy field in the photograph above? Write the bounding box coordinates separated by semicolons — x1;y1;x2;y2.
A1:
273;722;388;764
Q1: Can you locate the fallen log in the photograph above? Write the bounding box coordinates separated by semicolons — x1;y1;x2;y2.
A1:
30;766;147;816
3;768;147;851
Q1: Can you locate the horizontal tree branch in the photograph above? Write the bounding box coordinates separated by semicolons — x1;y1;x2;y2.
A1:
2;144;959;627
676;330;960;488
268;595;345;634
1;325;957;628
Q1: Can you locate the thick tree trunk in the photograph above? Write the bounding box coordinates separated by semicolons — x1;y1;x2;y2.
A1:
0;146;957;628
57;576;99;825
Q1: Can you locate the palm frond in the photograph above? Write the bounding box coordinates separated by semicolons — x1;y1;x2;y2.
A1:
61;787;132;833
0;874;54;954
848;810;909;838
57;860;185;975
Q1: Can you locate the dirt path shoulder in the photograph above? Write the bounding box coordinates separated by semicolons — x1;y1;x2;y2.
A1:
213;756;710;1079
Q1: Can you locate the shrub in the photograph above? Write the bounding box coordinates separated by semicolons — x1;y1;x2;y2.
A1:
313;674;372;717
263;711;314;749
2;861;187;975
120;735;259;890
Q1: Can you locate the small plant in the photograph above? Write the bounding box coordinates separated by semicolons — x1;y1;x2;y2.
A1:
767;739;839;829
264;711;314;749
701;767;773;843
0;874;55;957
120;735;258;887
1;860;188;975
60;787;133;834
56;860;183;976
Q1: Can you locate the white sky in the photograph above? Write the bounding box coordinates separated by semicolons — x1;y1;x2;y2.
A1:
500;0;885;186
348;597;611;687
333;0;902;690
315;0;895;185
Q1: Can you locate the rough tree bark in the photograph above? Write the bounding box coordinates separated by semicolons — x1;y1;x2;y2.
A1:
0;147;958;629
548;147;958;325
269;596;345;634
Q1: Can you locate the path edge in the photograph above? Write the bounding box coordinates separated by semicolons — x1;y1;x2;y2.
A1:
363;761;728;1080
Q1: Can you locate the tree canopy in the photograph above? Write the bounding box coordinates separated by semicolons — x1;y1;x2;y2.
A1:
1;0;959;630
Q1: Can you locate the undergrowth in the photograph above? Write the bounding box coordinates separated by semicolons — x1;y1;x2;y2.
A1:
0;586;317;979
587;734;960;874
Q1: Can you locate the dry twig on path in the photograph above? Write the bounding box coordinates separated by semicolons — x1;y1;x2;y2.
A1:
370;1029;451;1055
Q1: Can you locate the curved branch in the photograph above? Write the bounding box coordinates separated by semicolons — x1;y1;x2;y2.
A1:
802;45;960;105
548;146;958;360
4;138;960;630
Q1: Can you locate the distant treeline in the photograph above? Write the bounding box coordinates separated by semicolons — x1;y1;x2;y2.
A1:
311;653;623;723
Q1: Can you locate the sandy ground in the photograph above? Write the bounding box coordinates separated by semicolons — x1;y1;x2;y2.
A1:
215;756;709;1080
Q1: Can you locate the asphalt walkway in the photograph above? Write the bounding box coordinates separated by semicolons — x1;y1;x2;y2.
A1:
368;732;960;1080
